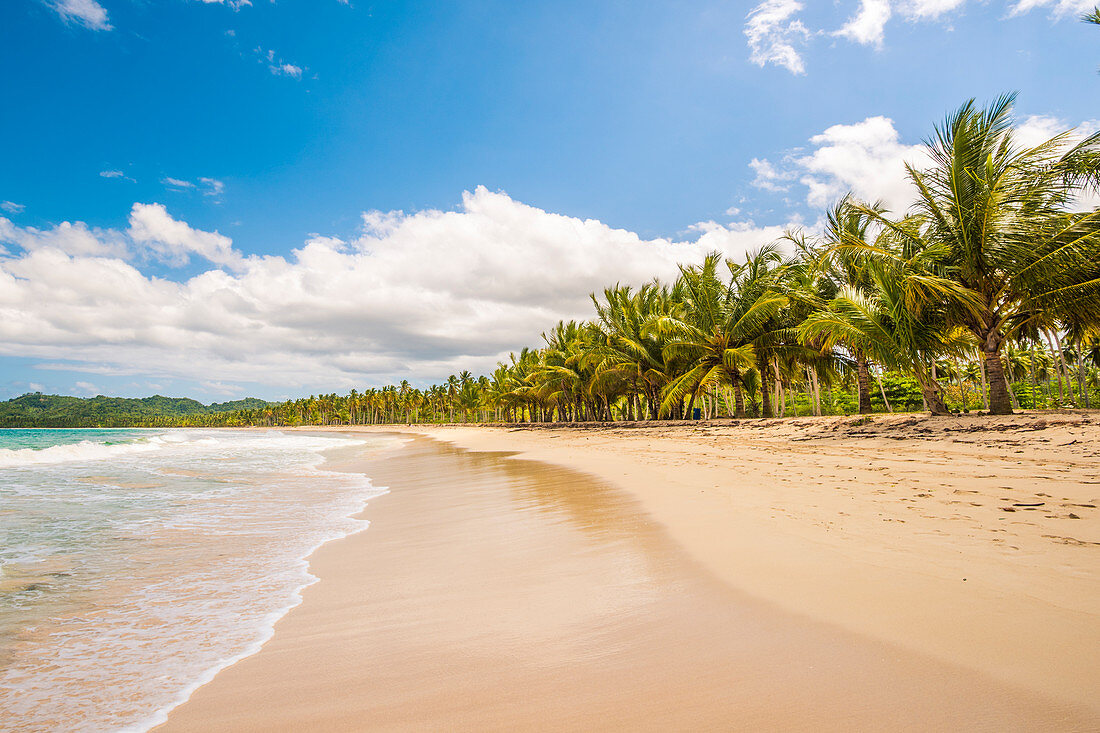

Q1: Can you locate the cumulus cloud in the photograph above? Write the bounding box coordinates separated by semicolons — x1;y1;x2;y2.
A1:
1015;115;1100;210
0;217;129;257
744;0;810;74
0;188;799;392
48;0;111;31
750;116;927;211
127;203;242;268
835;0;893;47
750;111;1099;214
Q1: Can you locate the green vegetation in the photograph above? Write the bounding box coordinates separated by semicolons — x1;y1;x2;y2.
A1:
3;97;1098;429
0;393;271;428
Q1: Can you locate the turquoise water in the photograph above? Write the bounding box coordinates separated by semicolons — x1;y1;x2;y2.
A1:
0;428;395;732
0;428;148;451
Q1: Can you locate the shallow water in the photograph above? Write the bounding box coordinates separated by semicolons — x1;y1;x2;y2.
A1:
0;428;395;732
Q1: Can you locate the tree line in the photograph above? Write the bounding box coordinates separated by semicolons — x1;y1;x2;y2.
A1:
4;96;1098;430
206;96;1100;428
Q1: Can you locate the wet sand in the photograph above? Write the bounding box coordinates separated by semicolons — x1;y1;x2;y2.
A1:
158;428;1098;731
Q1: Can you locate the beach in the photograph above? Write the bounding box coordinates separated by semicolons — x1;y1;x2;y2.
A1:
159;412;1100;731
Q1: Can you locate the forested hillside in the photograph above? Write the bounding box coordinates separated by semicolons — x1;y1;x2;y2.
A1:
0;393;271;428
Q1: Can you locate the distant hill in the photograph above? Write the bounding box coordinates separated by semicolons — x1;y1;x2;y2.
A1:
0;393;274;428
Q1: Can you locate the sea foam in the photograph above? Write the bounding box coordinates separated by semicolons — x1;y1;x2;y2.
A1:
0;428;396;732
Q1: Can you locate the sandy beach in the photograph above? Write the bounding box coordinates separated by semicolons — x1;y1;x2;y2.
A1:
159;412;1100;731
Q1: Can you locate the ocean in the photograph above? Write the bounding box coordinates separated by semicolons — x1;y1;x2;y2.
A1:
0;428;394;732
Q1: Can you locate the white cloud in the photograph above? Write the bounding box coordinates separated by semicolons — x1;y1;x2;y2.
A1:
749;116;927;211
746;1;1087;73
101;170;136;183
0;188;798;392
1009;0;1095;16
1016;115;1100;210
127;203;242;268
898;0;967;18
49;0;111;31
162;176;224;198
797;116;929;210
748;157;793;192
0;217;129;257
751;111;1100;214
835;0;893;47
272;63;303;79
744;0;810;75
198;177;225;197
1;201;25;214
254;47;305;79
200;380;243;396
74;381;98;394
195;0;253;9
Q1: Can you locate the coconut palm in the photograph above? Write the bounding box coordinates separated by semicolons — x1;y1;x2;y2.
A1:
806;196;888;414
650;248;787;418
799;231;976;415
855;95;1100;413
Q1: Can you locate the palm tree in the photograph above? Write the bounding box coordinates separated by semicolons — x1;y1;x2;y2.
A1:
806;196;886;414
799;233;974;415
589;284;677;420
856;95;1100;414
651;249;787;418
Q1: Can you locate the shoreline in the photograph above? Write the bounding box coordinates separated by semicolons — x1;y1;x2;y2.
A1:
364;413;1100;712
158;415;1099;729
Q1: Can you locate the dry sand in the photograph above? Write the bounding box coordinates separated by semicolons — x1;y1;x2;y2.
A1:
159;412;1100;731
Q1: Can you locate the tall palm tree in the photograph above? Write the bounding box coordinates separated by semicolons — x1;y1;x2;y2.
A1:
807;196;887;414
857;95;1100;414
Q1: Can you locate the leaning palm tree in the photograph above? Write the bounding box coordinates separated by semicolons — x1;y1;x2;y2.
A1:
856;95;1100;414
800;230;977;415
1085;7;1100;24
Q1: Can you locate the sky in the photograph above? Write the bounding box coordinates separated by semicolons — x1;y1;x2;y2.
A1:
0;0;1097;402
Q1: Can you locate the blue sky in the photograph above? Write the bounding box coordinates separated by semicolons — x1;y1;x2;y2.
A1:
0;0;1097;401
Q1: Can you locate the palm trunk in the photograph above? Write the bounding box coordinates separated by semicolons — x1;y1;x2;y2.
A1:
1053;330;1073;406
1029;345;1037;409
760;357;774;418
984;347;1013;415
731;371;746;418
1044;332;1063;403
856;351;872;414
684;389;697;420
876;373;893;413
1079;348;1090;409
810;366;822;416
978;354;989;410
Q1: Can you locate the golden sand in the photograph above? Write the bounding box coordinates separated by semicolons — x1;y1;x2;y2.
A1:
159;414;1099;730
